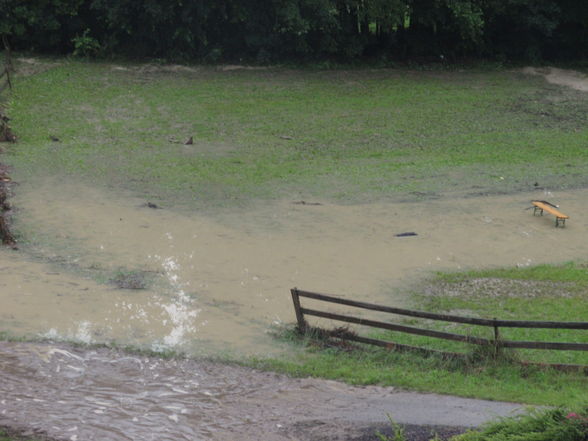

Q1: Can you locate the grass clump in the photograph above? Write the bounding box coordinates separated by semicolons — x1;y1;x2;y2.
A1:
454;408;588;441
108;269;150;289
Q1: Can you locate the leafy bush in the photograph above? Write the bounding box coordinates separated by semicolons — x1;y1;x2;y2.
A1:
71;29;101;57
1;0;588;61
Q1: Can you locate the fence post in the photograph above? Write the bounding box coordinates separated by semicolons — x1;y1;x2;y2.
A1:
493;317;500;358
291;288;307;333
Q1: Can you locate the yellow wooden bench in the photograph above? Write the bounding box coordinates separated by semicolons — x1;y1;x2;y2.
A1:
532;201;569;227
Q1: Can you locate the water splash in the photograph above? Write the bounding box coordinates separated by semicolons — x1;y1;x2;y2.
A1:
41;321;94;344
150;252;201;350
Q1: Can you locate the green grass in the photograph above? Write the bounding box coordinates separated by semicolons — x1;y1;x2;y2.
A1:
3;59;588;407
248;261;588;406
413;262;588;365
5;59;588;211
436;261;588;284
454;408;588;441
249;327;587;407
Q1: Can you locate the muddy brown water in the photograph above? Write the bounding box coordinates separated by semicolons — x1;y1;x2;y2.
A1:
0;341;524;441
2;178;588;356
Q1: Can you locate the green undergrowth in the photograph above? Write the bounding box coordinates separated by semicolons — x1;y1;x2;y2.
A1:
454;408;588;441
5;59;588;211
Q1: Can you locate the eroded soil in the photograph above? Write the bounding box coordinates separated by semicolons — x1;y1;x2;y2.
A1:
522;66;588;92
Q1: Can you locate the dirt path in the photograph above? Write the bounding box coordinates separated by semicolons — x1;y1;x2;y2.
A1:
522;66;588;92
0;341;524;441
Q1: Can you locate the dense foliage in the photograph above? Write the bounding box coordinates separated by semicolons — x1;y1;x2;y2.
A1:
0;0;587;62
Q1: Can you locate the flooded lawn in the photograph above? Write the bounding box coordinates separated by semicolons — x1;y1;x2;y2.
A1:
2;178;587;356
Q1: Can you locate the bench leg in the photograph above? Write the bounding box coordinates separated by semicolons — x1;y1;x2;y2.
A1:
533;207;543;216
556;217;566;228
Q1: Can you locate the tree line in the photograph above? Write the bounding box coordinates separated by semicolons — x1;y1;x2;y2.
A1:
1;0;587;62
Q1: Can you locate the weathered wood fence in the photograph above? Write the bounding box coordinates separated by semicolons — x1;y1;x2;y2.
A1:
291;288;588;368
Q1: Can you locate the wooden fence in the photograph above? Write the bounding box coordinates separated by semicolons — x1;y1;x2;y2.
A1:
291;288;588;368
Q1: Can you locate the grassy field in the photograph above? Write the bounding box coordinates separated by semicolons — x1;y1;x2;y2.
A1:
390;262;588;366
254;261;588;407
2;58;588;407
5;59;588;211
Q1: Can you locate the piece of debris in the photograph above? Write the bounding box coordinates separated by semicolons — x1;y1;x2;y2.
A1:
184;136;193;145
49;135;60;142
280;135;293;140
395;232;418;237
293;200;322;206
141;202;161;209
110;271;148;290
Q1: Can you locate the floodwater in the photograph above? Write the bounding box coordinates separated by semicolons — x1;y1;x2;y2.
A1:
2;178;588;355
0;341;523;441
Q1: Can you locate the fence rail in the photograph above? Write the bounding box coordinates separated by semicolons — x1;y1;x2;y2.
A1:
290;288;588;366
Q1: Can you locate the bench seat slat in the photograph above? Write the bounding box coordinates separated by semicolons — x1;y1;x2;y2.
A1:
532;201;569;219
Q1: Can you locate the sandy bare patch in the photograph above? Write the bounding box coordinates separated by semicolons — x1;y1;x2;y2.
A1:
14;57;61;76
522;66;588;92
